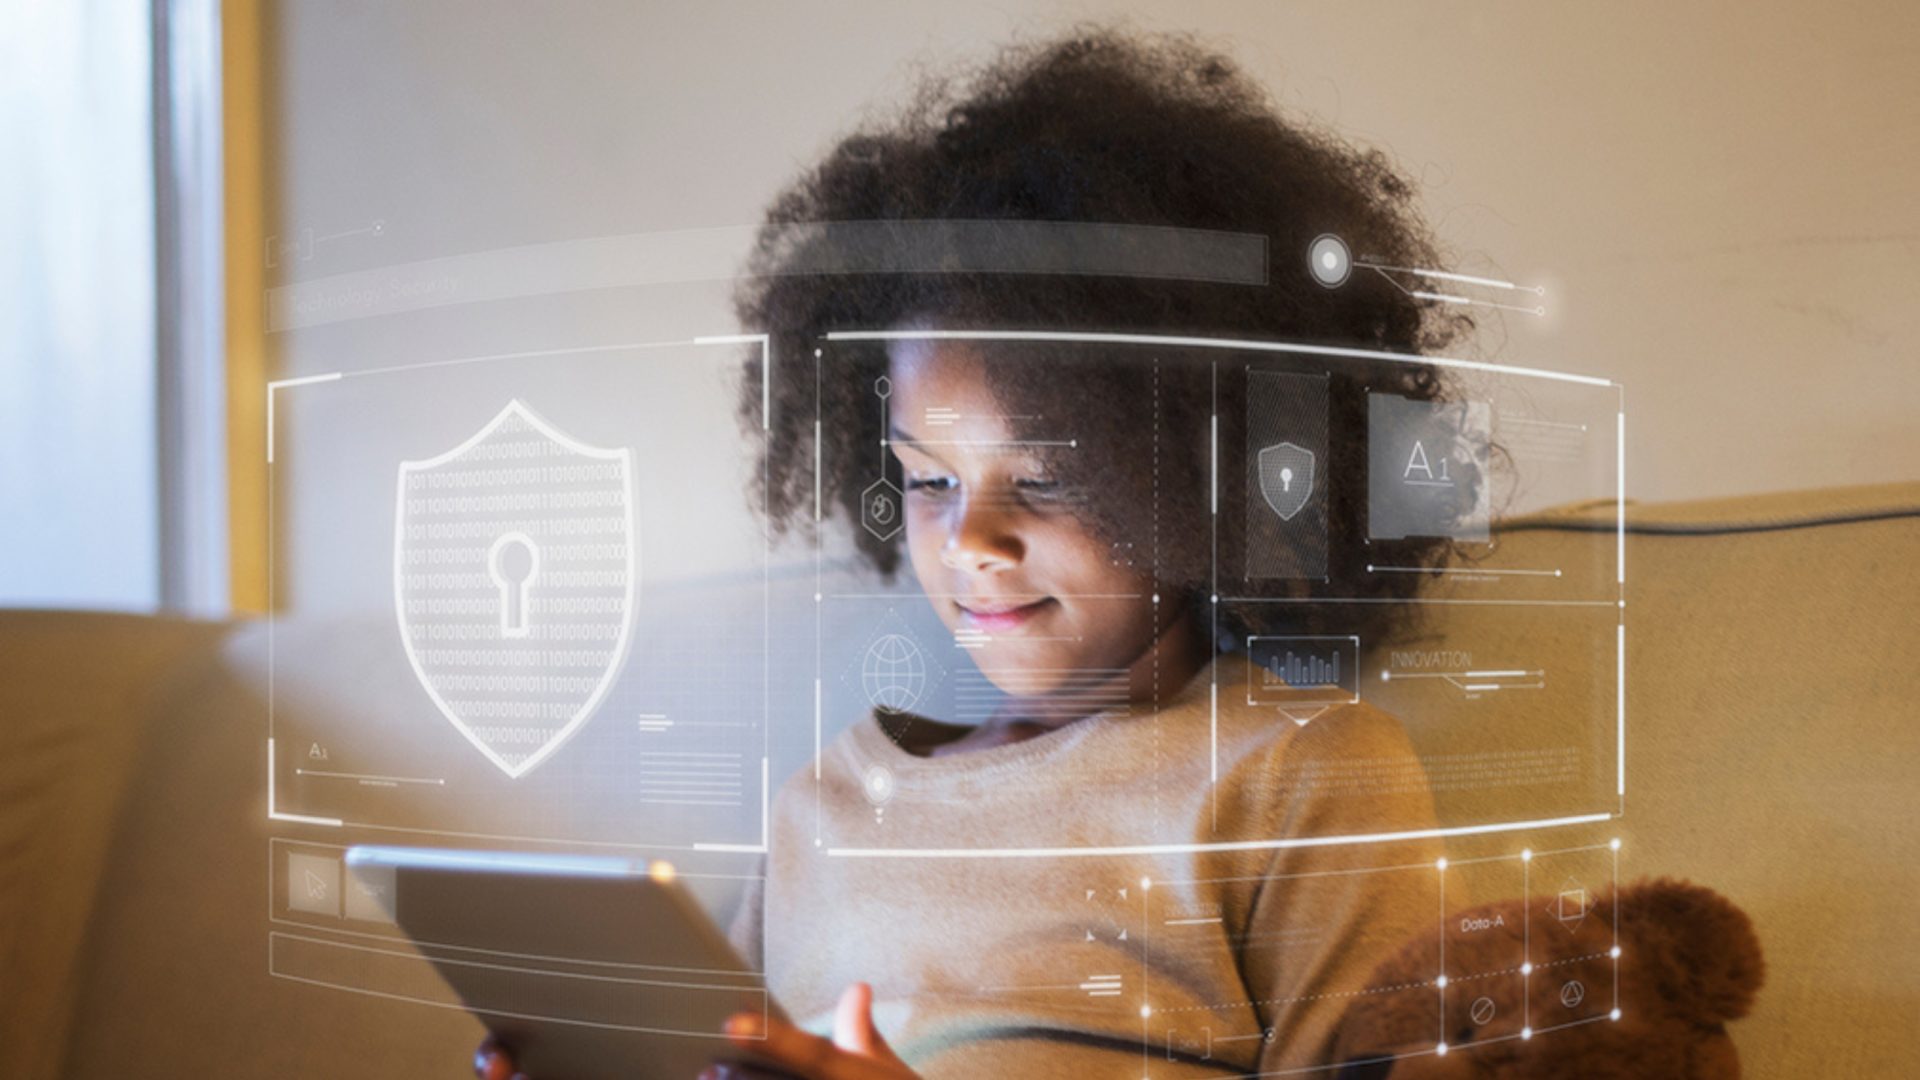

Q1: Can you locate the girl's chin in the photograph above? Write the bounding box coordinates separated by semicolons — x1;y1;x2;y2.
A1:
968;647;1113;687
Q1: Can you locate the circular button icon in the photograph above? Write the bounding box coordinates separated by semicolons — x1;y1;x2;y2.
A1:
1308;233;1352;288
1470;996;1497;1026
1559;979;1586;1009
862;763;896;806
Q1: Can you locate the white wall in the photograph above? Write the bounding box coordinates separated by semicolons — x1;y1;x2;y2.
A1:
263;0;1919;509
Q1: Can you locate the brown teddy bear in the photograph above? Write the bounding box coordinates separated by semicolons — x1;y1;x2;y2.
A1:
1330;879;1765;1078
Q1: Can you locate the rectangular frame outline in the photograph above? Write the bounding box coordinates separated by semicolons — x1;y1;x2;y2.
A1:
267;931;772;1039
263;334;774;854
1242;635;1362;708
1137;838;1621;1075
264;837;767;976
816;328;1625;858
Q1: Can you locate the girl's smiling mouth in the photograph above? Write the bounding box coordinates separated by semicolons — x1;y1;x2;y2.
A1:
956;597;1057;632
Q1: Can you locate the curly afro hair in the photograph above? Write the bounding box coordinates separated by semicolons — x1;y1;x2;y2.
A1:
735;28;1473;649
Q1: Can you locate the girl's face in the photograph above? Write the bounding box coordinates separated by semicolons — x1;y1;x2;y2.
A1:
886;338;1179;702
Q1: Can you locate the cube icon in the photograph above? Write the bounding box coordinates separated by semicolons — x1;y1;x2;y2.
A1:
1556;888;1587;924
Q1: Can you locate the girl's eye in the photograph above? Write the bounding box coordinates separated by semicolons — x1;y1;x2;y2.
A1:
1015;477;1062;499
906;475;957;494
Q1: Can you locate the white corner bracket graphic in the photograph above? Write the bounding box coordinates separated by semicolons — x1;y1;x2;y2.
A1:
393;399;637;779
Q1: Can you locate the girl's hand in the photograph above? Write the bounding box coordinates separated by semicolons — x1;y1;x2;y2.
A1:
706;982;919;1080
474;984;916;1080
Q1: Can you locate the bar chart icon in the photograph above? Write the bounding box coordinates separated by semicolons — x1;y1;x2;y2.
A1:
1261;648;1341;690
1245;635;1361;717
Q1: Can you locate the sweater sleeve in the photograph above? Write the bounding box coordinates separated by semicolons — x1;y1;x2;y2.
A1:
1226;706;1445;1073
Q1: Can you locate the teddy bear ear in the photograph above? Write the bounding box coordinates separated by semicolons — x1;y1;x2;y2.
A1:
1614;877;1766;1024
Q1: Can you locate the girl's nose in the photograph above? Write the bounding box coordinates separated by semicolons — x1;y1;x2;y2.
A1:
939;498;1024;573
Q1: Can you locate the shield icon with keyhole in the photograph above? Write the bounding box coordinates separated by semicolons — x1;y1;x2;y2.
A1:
393;399;636;779
1258;441;1315;522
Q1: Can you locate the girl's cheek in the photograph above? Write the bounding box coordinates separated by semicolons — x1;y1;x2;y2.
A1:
1046;522;1132;586
905;499;948;546
903;505;952;579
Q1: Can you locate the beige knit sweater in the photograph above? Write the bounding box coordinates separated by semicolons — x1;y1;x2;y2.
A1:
732;652;1442;1078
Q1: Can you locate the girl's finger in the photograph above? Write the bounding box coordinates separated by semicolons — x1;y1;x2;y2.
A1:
831;983;902;1064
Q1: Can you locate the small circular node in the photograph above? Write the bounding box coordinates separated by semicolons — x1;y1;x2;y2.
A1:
1610;946;1622;959
1521;848;1534;862
1210;594;1219;603
1436;857;1449;872
814;348;823;358
862;764;896;807
1381;671;1392;682
1140;876;1153;891
1521;1027;1534;1040
1521;962;1534;976
1611;1008;1623;1021
1555;569;1563;577
1140;1004;1153;1019
1152;593;1160;604
648;860;677;884
814;592;823;602
1435;975;1448;989
1308;233;1353;288
1436;1042;1449;1057
1610;838;1622;851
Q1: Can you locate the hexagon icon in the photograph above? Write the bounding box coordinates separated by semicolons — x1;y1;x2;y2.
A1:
862;478;904;541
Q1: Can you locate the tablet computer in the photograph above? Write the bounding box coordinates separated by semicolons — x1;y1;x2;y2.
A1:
344;845;783;1079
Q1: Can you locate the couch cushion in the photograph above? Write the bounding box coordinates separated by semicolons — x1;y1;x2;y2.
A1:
51;622;486;1079
0;612;231;1079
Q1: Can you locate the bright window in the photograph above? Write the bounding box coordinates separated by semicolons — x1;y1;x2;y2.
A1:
0;0;159;610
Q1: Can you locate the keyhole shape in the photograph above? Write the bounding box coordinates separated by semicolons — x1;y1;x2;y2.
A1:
1280;466;1294;492
488;532;540;638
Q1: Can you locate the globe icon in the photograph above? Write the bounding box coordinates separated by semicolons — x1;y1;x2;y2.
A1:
861;634;926;713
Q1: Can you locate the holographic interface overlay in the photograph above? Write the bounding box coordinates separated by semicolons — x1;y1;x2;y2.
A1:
811;329;1624;859
265;336;775;852
255;223;1626;1065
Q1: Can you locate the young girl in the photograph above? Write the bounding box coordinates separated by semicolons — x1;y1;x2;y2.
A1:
485;29;1467;1080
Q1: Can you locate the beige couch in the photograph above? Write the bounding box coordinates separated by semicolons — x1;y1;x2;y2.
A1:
3;482;1915;1077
